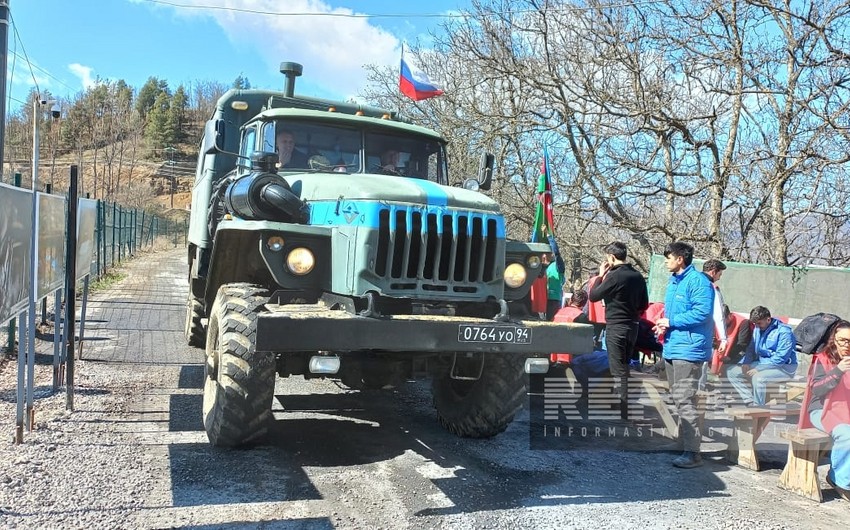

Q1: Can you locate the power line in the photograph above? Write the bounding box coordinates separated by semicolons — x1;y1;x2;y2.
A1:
143;0;667;19
9;50;77;93
6;10;17;119
8;12;40;98
5;12;77;110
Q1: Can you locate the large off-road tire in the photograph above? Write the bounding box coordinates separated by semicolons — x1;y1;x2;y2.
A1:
203;283;275;447
184;286;206;348
431;354;527;438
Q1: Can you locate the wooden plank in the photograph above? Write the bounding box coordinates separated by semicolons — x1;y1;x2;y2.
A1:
725;407;772;419
785;381;807;402
780;427;832;445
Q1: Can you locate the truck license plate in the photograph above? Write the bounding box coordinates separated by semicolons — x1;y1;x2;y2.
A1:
458;325;532;344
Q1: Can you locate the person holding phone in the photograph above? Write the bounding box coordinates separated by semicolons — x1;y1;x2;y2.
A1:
587;241;648;420
805;320;850;501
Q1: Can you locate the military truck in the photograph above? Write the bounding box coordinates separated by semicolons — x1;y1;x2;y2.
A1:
186;62;593;447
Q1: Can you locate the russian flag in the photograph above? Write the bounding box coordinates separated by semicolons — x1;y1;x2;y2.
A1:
399;49;444;101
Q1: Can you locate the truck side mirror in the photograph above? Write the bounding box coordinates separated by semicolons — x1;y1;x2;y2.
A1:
214;119;226;151
477;152;494;191
202;119;226;154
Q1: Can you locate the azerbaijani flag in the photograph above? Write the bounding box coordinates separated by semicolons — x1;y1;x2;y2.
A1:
399;47;444;101
530;147;564;274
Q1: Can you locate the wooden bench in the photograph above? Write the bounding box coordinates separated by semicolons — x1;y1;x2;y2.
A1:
779;428;832;502
783;381;807;402
724;404;801;471
758;379;807;406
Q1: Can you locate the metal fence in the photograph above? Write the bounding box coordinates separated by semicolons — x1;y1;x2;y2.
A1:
2;191;187;354
92;200;188;278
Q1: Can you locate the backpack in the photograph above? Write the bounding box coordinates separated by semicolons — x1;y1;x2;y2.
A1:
795;312;842;355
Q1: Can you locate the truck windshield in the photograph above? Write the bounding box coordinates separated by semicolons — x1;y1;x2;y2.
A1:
261;120;448;184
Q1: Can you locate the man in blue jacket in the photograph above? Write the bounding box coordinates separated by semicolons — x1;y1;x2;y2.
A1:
726;305;797;407
653;242;714;469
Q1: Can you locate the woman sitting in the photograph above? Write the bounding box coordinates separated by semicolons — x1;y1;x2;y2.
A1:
803;320;850;501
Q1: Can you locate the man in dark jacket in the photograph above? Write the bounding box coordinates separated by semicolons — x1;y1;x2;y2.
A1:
588;241;649;419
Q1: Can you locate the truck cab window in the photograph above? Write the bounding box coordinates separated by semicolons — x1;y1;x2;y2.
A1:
239;128;257;170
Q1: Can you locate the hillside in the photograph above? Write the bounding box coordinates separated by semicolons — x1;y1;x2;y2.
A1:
9;143;198;216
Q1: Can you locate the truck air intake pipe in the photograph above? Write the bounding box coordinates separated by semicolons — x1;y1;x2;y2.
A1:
224;152;309;223
280;62;303;98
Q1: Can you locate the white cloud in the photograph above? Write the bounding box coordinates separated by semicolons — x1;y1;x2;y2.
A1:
68;63;97;90
153;0;401;98
10;67;50;90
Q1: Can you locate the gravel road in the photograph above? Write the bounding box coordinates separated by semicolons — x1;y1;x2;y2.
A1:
0;247;847;529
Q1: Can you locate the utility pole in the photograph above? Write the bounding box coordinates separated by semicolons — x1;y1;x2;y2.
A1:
0;1;11;181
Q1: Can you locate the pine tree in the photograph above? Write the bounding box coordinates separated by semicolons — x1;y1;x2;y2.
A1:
144;92;172;153
136;77;170;122
232;74;251;89
168;86;188;143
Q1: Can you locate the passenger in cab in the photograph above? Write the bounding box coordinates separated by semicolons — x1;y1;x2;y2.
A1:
377;149;402;175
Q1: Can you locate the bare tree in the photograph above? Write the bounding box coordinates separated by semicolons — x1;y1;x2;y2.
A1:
362;0;850;270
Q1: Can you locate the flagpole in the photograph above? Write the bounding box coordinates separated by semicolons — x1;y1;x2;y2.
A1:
396;43;404;120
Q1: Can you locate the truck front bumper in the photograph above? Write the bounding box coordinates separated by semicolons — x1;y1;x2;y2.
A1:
255;303;594;355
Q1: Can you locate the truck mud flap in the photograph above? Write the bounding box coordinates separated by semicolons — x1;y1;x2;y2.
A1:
255;304;594;354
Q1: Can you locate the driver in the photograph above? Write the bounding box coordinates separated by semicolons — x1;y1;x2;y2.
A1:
276;129;309;168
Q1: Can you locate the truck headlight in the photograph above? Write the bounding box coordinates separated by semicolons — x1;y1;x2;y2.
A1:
286;247;315;275
526;255;541;269
504;263;527;288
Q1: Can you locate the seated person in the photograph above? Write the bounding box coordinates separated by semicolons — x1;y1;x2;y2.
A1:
571;347;610;399
569;330;610;420
801;320;850;501
726;305;797;407
635;301;664;371
378;149;402;175
634;318;663;364
711;304;753;374
276;129;309;168
554;288;589;324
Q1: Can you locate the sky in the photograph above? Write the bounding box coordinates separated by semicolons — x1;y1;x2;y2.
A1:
7;0;469;111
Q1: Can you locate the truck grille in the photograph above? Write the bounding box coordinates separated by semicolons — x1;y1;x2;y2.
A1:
374;208;499;292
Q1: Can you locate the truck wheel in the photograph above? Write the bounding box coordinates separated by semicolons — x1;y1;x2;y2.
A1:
184;287;206;348
431;354;526;438
203;283;275;447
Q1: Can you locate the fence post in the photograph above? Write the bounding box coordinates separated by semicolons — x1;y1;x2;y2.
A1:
139;210;146;250
7;172;22;353
111;201;117;267
132;208;137;254
95;200;101;278
128;208;133;256
118;204;122;263
133;208;138;253
103;200;109;272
